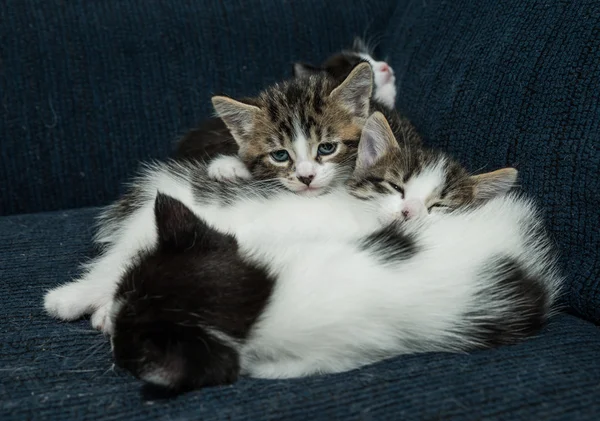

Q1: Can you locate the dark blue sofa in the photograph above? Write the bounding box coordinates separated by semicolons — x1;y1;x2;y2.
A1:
2;1;599;419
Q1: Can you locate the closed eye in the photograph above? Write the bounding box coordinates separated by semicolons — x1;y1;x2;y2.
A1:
427;203;450;212
387;182;405;198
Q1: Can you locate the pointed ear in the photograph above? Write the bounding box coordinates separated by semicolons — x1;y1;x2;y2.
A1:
355;112;399;173
154;193;200;249
211;96;261;147
352;37;369;53
329;62;373;119
470;168;518;201
293;62;323;78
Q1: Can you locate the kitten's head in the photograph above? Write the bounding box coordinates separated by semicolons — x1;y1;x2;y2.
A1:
111;194;270;391
293;37;396;109
348;112;518;223
212;63;373;196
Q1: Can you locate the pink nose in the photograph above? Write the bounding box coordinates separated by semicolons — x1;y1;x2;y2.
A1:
379;63;390;73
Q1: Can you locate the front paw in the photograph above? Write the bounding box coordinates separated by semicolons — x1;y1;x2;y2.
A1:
207;156;252;182
44;282;93;321
91;303;114;335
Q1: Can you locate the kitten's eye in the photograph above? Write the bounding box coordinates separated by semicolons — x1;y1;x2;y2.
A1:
317;142;337;156
428;203;450;212
388;182;405;197
270;150;290;162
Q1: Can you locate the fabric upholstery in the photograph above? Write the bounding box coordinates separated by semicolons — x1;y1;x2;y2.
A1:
0;0;396;216
381;0;600;322
2;0;600;419
1;208;600;420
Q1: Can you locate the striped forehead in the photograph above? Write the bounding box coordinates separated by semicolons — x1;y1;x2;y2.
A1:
404;158;447;199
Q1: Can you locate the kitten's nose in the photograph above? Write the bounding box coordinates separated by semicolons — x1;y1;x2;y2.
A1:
297;175;314;186
379;63;390;73
402;209;411;219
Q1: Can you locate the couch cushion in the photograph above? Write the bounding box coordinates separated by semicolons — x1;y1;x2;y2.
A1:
0;0;397;216
2;208;600;421
381;0;600;323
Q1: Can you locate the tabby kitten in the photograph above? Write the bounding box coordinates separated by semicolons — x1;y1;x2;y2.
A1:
176;39;401;184
348;112;517;222
207;63;373;195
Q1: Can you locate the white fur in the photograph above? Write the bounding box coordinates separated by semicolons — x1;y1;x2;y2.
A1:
44;163;383;333
207;155;252;181
238;194;561;378
375;158;448;223
45;161;560;380
359;53;397;109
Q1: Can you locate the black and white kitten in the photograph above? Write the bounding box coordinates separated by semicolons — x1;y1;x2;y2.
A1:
108;116;560;389
293;37;396;109
111;193;275;390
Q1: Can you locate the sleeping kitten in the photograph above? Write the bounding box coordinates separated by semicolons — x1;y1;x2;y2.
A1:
347;113;518;222
109;115;560;388
111;193;275;390
293;37;396;109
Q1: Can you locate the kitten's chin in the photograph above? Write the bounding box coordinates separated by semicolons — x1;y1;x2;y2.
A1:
295;186;326;197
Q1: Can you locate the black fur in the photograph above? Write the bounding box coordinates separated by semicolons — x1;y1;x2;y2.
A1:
111;193;275;391
359;223;419;263
466;256;550;348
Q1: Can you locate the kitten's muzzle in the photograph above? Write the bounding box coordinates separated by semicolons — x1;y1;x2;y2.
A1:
297;175;315;186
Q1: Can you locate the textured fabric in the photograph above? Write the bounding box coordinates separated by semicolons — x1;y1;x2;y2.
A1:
0;0;396;216
381;0;600;322
2;208;600;420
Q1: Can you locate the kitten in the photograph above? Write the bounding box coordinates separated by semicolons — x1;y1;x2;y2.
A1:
176;39;401;184
347;113;518;222
293;37;396;110
109;114;560;387
111;193;275;390
185;63;373;193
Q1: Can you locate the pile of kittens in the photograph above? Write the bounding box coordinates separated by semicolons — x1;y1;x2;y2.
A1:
44;39;563;391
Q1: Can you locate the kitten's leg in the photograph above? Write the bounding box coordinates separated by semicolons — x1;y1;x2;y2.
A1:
207;155;252;182
44;248;130;327
44;203;156;334
245;358;329;379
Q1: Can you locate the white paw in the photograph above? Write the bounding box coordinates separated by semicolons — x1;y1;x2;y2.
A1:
44;282;94;321
374;80;397;110
91;303;114;335
207;156;251;182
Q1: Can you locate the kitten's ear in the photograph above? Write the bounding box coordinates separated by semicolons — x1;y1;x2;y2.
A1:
352;37;369;53
355;112;399;173
470;168;518;201
212;96;261;147
293;62;322;78
329;62;373;119
154;193;199;249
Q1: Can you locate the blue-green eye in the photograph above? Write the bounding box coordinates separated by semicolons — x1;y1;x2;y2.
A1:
317;142;337;156
270;150;290;162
